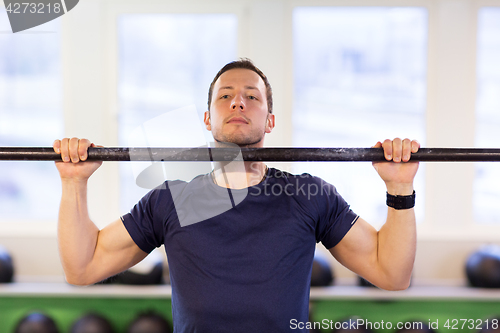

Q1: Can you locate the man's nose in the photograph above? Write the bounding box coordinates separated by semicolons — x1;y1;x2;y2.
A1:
231;95;245;110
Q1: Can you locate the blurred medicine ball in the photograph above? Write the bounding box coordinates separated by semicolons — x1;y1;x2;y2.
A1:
14;312;60;333
70;313;115;333
466;245;500;288
310;254;334;287
0;245;14;283
358;275;412;288
127;311;172;333
358;276;376;288
99;250;164;285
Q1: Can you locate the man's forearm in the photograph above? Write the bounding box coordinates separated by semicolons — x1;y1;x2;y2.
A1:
377;205;417;290
58;180;100;284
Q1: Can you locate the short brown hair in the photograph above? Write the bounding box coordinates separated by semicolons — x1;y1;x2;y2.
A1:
207;58;273;113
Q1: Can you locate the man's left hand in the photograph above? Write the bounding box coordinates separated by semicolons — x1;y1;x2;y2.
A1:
372;138;420;195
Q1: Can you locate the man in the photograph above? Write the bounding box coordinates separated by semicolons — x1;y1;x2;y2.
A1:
53;59;420;332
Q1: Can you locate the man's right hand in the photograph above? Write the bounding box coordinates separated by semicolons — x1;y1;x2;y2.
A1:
54;137;147;285
53;138;103;181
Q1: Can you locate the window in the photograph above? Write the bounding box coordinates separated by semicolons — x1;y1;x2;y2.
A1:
0;10;63;221
118;14;238;212
474;7;500;223
293;7;428;227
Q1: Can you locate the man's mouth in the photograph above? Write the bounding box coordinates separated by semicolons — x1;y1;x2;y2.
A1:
227;117;249;124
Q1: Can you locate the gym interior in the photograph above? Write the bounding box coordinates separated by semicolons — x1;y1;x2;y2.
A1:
1;0;500;332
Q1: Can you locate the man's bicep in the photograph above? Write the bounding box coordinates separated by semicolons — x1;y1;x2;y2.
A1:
88;218;149;283
328;217;380;281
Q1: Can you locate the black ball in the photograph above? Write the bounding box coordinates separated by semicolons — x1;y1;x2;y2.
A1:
14;312;60;333
358;276;376;288
0;245;14;283
119;261;164;285
127;312;172;333
98;253;164;285
466;245;500;288
357;275;412;288
310;255;334;287
70;313;115;333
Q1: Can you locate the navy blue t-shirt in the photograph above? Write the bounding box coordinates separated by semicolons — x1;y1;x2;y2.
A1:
121;168;358;332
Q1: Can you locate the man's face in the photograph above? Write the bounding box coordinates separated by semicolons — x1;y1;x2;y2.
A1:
204;68;275;147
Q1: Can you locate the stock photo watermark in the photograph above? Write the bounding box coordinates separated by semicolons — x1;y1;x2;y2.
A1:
4;0;79;33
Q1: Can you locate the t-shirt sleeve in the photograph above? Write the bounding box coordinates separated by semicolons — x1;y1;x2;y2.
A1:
121;185;171;254
312;177;359;249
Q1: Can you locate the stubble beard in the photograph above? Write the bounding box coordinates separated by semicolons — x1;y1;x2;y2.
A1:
212;118;268;148
213;127;266;147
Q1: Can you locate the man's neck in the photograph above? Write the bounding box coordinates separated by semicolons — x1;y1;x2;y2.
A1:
212;160;267;189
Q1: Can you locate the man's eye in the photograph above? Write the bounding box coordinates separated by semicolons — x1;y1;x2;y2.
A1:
248;96;256;100
221;95;230;99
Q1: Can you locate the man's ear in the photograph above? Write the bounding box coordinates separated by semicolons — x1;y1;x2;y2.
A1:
265;113;275;133
204;111;211;131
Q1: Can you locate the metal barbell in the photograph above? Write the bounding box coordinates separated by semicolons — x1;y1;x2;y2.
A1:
1;147;500;162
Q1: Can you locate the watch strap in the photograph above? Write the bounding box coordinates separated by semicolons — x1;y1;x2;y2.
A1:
386;191;416;210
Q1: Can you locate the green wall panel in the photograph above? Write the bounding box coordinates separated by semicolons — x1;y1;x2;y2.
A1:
0;296;172;332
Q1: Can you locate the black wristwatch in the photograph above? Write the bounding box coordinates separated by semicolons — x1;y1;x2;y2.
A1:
386;191;416;210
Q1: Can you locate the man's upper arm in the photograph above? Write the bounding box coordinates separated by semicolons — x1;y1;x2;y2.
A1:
85;218;149;284
328;217;383;285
